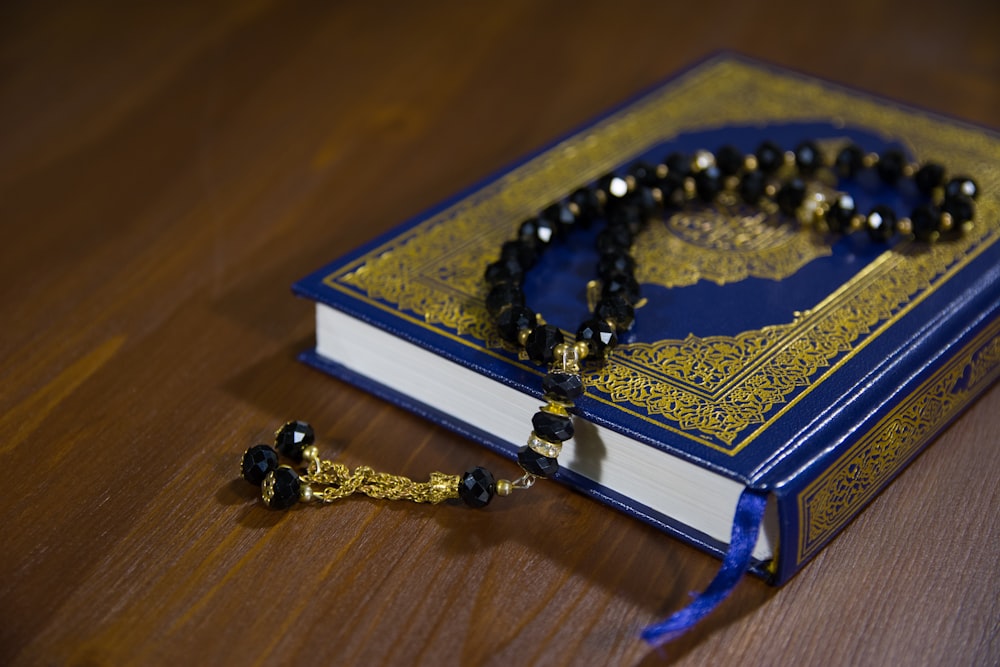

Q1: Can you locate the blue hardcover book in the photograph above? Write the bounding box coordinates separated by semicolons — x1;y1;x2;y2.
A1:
293;54;1000;584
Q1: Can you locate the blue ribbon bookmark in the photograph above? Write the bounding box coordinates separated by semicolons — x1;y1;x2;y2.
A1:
641;487;769;646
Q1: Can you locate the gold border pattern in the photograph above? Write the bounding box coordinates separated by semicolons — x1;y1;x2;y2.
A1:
328;57;1000;454
797;318;1000;564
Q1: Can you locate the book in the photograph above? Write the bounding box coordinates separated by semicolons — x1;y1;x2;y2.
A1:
293;54;1000;585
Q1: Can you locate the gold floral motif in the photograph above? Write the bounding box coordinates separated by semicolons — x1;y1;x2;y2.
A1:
797;320;1000;564
326;56;1000;454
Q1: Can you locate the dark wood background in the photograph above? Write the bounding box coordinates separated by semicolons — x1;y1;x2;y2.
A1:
2;2;997;665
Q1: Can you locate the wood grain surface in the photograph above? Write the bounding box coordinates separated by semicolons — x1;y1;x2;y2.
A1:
2;2;998;665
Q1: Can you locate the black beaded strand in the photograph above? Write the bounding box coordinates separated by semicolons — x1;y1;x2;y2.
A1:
241;141;977;511
483;140;976;501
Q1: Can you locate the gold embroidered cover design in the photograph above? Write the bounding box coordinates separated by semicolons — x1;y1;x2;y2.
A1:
797;319;1000;563
330;58;1000;454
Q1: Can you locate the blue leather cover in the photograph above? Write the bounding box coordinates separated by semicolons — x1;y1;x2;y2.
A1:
293;54;1000;583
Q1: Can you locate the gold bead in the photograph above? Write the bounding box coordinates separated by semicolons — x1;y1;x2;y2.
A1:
683;177;696;197
897;217;913;235
541;402;569;416
553;342;568;358
301;445;320;462
940;212;954;231
574;341;589;359
517;328;532;346
300;484;314;502
743;155;758;171
496;479;513;497
863;152;878;168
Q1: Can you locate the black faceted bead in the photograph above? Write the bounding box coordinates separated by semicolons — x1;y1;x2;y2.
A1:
739;169;766;204
625;185;658;219
596;225;633;255
942;194;974;224
827;193;857;234
910;203;942;241
598;173;630;202
602;272;640;304
755;140;784;174
876;149;906;184
525;325;564;365
485;282;525;317
517;446;559;478
496;305;536;344
945;176;978;200
242;445;278;486
519;217;553;247
542;202;577;234
598;250;636;278
570;187;601;226
716;144;744;176
775;177;806;216
500;239;539;270
663;152;690;186
834;144;864;178
595;294;635;332
628;161;660;187
606;202;644;235
576;318;618;358
914;163;945;195
532;411;574;442
794;140;823;175
865;205;897;242
542;371;584;401
264;466;301;510
694;165;723;202
458;467;496;508
275;420;314;461
484;257;523;286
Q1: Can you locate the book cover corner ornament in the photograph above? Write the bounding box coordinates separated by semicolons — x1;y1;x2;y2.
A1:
286;55;1000;643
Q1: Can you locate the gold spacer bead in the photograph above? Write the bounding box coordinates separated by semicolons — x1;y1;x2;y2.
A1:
567;201;581;217
783;150;796;166
300;484;314;503
743;155;758;171
301;445;320;463
496;479;513;497
863;152;878;168
940;211;954;231
625;175;637;190
902;163;916;178
541;402;569;416
517;328;532;346
683;177;696;197
655;163;668;179
553;342;568;358
850;214;865;232
764;183;777;197
574;341;589;360
897;217;913;235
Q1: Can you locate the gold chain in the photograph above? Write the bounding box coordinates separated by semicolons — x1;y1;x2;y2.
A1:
301;458;460;504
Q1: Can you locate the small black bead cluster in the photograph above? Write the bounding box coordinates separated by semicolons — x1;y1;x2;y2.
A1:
475;140;979;507
241;420;315;509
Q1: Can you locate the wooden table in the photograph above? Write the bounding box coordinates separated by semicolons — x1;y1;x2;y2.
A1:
2;2;997;665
